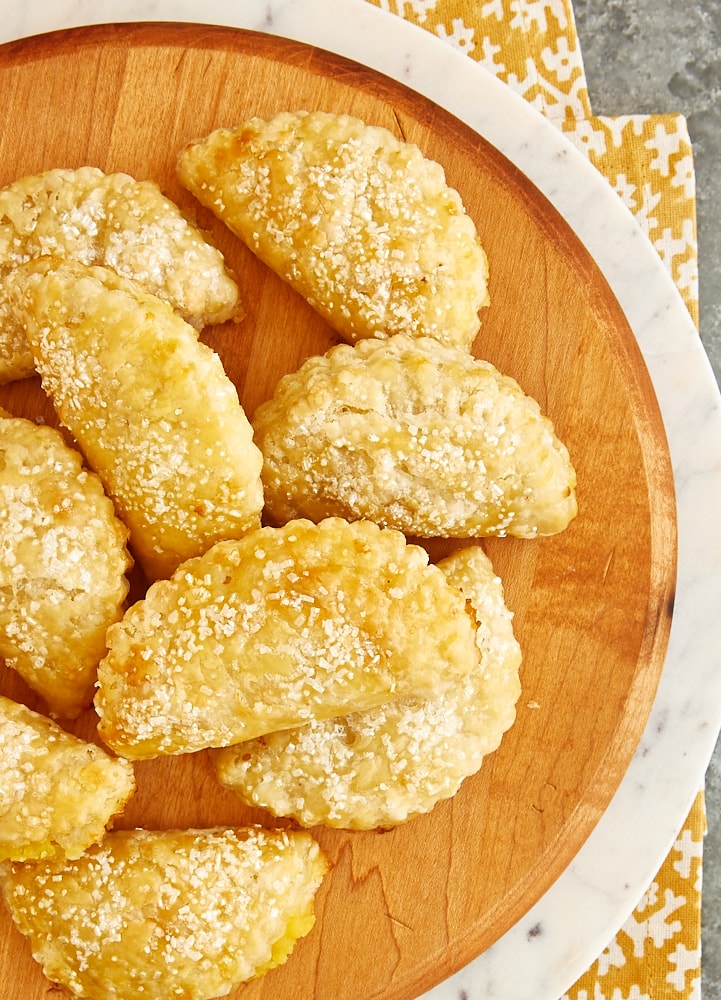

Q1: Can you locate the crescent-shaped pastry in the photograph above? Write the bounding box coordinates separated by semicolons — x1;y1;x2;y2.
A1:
94;518;481;760
253;334;578;539
0;166;241;383
212;545;522;829
0;695;135;862
1;826;328;1000
7;259;263;582
0;408;131;717
177;110;489;349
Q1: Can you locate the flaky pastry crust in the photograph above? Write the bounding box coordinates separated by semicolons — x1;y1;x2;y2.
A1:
0;166;241;383
213;545;522;829
95;518;481;759
254;334;578;539
0;695;135;863
0;409;132;717
1;826;327;1000
7;259;263;582
177;110;489;349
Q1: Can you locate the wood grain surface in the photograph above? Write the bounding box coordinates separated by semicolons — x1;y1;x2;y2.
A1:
0;23;677;1000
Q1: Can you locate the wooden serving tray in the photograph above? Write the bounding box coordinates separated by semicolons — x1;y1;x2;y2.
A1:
0;23;676;1000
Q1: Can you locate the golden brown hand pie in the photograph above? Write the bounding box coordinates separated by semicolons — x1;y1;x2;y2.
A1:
177;110;489;349
253;334;578;539
7;258;263;582
0;408;131;717
0;166;241;383
0;695;135;862
1;826;328;1000
213;545;522;829
95;517;481;760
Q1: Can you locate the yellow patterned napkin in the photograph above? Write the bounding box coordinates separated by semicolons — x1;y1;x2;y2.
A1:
364;1;704;996
564;792;706;999
365;0;698;322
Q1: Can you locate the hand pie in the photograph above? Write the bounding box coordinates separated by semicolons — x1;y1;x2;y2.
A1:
0;408;131;717
0;166;241;383
0;695;135;862
254;334;578;539
1;826;328;1000
177;110;489;349
95;517;481;760
213;545;522;829
8;258;263;582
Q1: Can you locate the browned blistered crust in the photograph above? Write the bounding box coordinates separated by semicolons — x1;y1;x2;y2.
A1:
178;110;489;349
213;545;522;829
7;258;263;582
0;166;241;383
0;695;135;863
1;826;328;1000
95;517;481;760
0;409;132;717
254;334;578;539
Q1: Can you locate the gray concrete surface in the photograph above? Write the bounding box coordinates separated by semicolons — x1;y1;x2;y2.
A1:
571;1;721;995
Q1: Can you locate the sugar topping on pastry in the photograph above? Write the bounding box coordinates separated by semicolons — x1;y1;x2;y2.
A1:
1;826;327;1000
0;408;132;717
0;166;241;383
0;695;135;862
95;517;481;760
177;110;489;350
213;544;522;829
7;258;263;582
253;334;578;539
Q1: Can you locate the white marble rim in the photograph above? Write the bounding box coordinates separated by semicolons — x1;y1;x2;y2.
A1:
2;2;721;999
